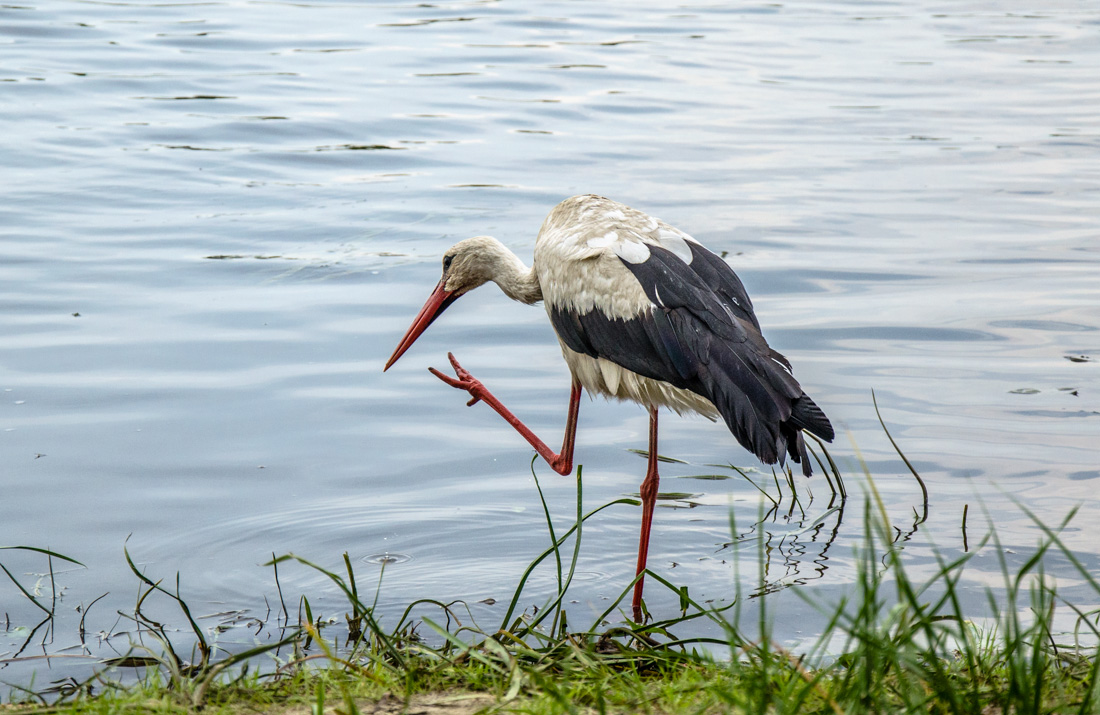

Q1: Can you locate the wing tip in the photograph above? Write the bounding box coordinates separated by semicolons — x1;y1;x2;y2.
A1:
790;394;834;443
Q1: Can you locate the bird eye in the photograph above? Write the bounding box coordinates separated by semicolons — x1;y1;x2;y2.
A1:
442;255;454;272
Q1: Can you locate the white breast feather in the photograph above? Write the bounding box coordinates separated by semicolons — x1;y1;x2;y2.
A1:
558;341;720;418
598;358;621;394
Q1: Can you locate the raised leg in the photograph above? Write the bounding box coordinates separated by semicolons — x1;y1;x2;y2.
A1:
429;352;581;476
632;407;660;622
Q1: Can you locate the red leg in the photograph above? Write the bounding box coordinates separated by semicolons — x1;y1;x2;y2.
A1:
632;408;660;622
430;353;581;476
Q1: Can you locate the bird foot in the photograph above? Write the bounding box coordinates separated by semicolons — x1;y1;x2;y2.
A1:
428;352;486;406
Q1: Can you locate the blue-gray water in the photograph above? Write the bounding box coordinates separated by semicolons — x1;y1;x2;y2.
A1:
2;0;1098;687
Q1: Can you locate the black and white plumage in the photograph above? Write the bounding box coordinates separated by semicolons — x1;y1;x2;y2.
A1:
533;195;833;474
385;194;834;620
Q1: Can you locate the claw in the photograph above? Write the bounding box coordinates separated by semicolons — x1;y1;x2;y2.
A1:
447;352;474;382
428;366;463;388
429;354;485;408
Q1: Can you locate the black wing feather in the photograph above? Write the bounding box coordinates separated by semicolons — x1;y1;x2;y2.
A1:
549;242;833;475
685;242;761;331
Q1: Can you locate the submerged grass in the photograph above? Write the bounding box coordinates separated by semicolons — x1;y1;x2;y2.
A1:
3;439;1099;714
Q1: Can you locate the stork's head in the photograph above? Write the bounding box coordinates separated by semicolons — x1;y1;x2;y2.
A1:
384;237;499;371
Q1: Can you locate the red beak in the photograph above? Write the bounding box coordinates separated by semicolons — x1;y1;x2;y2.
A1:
384;280;459;371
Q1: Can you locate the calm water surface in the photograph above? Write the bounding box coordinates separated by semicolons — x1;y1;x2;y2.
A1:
2;0;1098;685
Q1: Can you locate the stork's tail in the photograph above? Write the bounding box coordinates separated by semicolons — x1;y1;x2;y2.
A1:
692;338;834;477
790;394;834;442
783;394;834;477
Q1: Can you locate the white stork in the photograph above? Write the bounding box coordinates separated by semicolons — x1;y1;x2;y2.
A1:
384;194;834;621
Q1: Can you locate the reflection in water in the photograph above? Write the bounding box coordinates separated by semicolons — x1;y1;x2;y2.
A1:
708;420;935;599
735;445;849;592
725;496;848;597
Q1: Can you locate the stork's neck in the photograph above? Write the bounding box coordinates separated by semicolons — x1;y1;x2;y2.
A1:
491;245;542;305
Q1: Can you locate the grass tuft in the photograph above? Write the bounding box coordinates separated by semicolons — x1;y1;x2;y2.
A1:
2;423;1098;713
